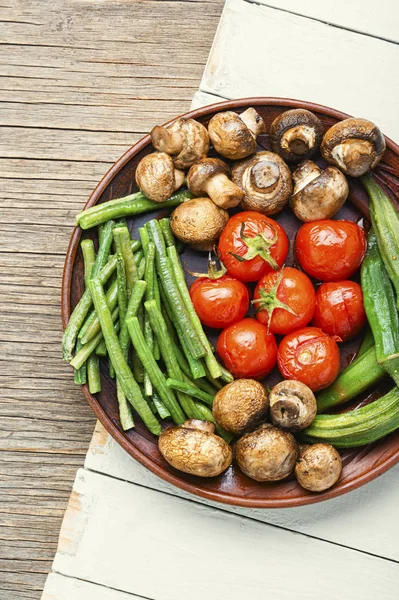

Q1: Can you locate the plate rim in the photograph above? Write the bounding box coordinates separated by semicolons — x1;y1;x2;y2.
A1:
62;96;399;508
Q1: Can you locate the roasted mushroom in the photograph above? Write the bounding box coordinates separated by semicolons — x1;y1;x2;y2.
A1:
321;118;386;177
270;109;324;162
236;424;299;482
151;118;209;169
290;160;349;222
187;158;244;209
208;108;266;160
170;197;228;251
295;443;342;492
232;151;292;215
135;152;185;203
213;379;269;436
269;380;317;430
158;419;232;477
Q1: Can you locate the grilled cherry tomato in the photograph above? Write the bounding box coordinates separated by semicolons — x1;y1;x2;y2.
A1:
216;318;277;379
312;280;367;341
190;276;250;329
218;211;289;282
253;267;316;334
277;326;340;391
295;220;366;281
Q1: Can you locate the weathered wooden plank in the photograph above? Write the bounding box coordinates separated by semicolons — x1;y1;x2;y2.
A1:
41;573;141;600
52;468;399;600
253;0;399;43
201;0;399;140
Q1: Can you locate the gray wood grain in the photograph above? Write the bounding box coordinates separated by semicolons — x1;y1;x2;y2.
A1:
0;1;224;598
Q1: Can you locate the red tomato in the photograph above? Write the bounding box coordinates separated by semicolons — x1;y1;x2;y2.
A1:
253;267;316;334
190;276;250;329
277;327;340;391
216;318;277;379
295;220;366;281
312;280;367;341
218;211;289;282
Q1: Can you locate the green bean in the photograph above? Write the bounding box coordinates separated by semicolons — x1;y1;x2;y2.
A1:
126;316;185;425
87;353;101;394
143;242;156;395
147;220;205;359
188;374;219;396
98;223;105;247
159;217;175;247
95;339;107;356
193;402;233;443
80;279;118;344
89;279;161;435
134;249;144;266
137;256;145;280
204;365;223;390
132;305;145;382
113;227;138;295
62;221;115;360
116;381;135;430
166;378;214;406
81;239;96;288
76;190;192;229
152;391;171;419
131;240;141;253
116;254;128;325
70;308;120;370
74;340;87;384
167;245;222;378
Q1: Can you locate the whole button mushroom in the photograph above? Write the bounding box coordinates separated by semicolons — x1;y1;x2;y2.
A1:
151;118;209;169
270;109;324;162
170;197;229;251
269;380;317;430
321;117;386;177
135;152;185;203
208;107;266;160
187;158;245;209
213;379;269;436
232;151;293;215
290;159;349;222
295;443;342;492
236;424;299;482
158;419;233;477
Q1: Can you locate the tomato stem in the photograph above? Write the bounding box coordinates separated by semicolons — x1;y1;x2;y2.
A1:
252;268;297;333
230;222;279;269
188;250;227;280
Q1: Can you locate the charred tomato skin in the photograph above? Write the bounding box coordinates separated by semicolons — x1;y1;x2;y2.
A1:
295;220;367;281
216;318;278;379
312;280;367;341
218;211;289;282
254;267;316;334
277;326;340;391
189;276;250;329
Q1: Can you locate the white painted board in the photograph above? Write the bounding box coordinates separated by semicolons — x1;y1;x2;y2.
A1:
53;468;399;600
201;0;399;140
86;423;399;562
253;0;399;43
42;573;137;600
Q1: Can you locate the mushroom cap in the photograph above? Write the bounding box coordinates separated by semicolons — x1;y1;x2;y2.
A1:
321;117;386;177
187;158;230;196
158;419;233;477
151;118;209;169
295;443;342;492
135;152;176;203
170;197;228;251
270;109;324;162
269;380;317;430
236;424;299;482
290;159;349;222
208;111;258;160
232;151;293;215
213;379;269;436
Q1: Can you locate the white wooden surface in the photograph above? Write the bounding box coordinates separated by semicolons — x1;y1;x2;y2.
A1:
43;2;399;598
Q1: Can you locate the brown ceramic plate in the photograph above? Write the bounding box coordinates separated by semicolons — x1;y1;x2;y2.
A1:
62;97;399;508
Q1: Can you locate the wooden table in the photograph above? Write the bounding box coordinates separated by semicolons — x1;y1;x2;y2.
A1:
3;2;399;599
0;2;224;598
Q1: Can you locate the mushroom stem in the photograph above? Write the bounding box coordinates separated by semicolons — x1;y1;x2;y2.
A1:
240;107;266;137
183;419;215;434
332;140;374;176
174;168;185;190
205;173;244;209
281;125;316;155
151;125;184;155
